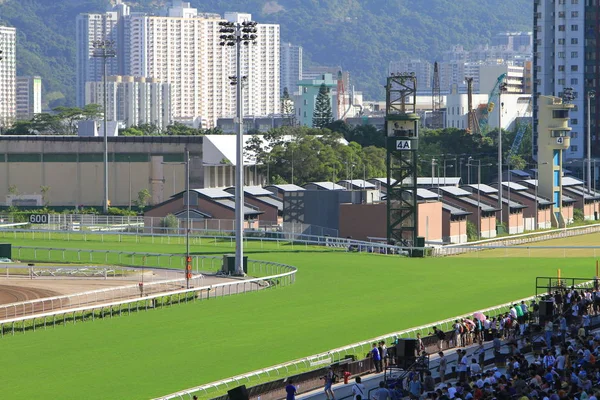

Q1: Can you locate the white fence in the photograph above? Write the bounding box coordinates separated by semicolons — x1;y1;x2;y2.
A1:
0;272;205;321
0;229;407;257
155;279;598;400
434;223;600;256
0;260;296;335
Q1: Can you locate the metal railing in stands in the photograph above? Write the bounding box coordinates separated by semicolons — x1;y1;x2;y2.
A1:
154;279;599;400
0;260;296;334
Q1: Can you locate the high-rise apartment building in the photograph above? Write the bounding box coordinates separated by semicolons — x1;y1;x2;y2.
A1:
280;42;302;95
76;1;130;107
16;76;42;120
78;1;280;127
533;0;588;160
0;26;16;129
85;76;171;130
388;59;432;93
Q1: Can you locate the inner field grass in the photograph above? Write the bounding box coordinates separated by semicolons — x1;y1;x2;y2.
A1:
0;232;599;399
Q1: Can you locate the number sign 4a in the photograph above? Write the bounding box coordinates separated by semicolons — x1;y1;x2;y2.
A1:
396;140;411;150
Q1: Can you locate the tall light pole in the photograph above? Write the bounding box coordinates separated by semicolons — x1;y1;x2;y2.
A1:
219;19;258;276
92;39;116;214
498;82;508;227
587;90;595;194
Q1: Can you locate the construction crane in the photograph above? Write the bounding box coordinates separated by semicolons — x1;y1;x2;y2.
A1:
430;61;443;129
337;71;347;121
505;96;533;163
465;77;480;135
478;73;507;134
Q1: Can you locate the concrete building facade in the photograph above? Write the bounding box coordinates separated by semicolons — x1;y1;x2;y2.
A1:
16;76;42;121
76;1;129;107
533;0;588;159
294;73;337;127
85;75;171;130
78;2;280;127
280;42;302;96
536;95;574;227
0;26;16;129
388;59;432;93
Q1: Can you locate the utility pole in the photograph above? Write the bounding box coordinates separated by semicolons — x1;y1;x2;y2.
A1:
219;18;258;276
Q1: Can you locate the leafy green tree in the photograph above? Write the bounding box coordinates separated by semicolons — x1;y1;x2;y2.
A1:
166;122;199;136
40;186;50;206
135;189;152;212
312;83;332;128
4;120;35;135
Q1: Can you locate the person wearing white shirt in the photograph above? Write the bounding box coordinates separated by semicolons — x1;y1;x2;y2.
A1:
470;359;481;376
351;377;366;400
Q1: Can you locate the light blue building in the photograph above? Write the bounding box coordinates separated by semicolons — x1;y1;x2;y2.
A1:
294;73;338;127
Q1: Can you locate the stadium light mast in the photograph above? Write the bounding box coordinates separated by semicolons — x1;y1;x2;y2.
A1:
219;18;258;275
92;38;116;214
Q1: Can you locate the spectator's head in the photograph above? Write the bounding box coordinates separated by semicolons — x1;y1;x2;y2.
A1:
355;376;362;383
372;343;377;348
379;381;386;388
439;351;444;357
288;379;293;385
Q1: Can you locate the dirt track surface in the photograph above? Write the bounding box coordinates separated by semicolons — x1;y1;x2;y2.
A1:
0;272;250;320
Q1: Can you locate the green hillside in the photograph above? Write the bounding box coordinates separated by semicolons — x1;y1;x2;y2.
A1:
0;0;532;107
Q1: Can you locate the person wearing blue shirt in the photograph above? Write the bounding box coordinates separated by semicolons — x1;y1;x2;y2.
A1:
371;343;382;373
285;380;297;400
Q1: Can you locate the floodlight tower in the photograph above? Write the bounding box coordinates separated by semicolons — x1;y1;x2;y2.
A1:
385;73;420;247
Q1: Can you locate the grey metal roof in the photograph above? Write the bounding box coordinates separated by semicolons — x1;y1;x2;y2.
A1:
510;169;531;178
253;195;283;211
512;190;554;206
305;182;346;190
193;188;233;199
338;179;377;189
466;184;498;194
501;182;528;191
265;184;306;192
562;176;584;187
484;194;527;209
520;179;538;187
438;186;471;196
214;199;263;215
242;186;274;196
562;195;576;203
449;196;499;212
563;186;600;200
417;177;461;186
417;188;439;199
442;203;471;217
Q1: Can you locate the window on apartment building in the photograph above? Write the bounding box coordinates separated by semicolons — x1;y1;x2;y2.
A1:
571;145;578;152
571;51;578;58
571;38;578;44
571;118;578;125
571;0;578;4
559;25;566;31
559;51;566;58
559;78;566;85
559;11;566;18
571;132;578;139
558;65;565;71
558;38;566;45
571;65;579;71
572;11;579;17
571;25;578;31
559;0;565;4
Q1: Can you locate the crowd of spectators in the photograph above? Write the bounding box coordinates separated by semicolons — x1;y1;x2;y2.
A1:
364;286;600;400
